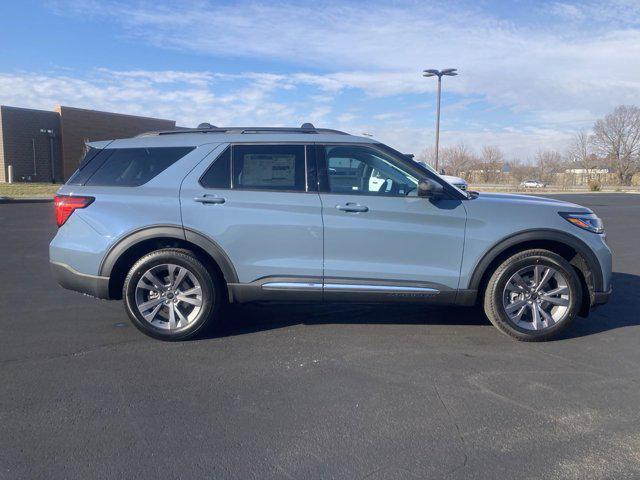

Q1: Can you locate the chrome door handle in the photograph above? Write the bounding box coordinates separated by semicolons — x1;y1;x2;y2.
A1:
194;195;225;205
336;203;369;213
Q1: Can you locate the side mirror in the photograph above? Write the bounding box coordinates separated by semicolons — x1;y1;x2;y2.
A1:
417;178;445;199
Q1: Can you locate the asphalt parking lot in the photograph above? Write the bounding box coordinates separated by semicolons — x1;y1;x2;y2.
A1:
1;193;639;480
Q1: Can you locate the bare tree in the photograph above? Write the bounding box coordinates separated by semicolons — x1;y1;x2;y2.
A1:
592;105;640;185
416;146;436;165
509;158;536;183
535;150;564;183
566;130;594;168
439;143;476;176
477;145;505;183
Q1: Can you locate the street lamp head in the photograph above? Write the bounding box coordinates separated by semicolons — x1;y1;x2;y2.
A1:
441;68;458;75
423;69;440;75
422;72;436;77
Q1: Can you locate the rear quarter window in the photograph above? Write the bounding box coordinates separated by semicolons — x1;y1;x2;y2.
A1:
68;147;194;187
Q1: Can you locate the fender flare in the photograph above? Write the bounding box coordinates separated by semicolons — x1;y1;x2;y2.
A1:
99;225;239;284
467;229;603;292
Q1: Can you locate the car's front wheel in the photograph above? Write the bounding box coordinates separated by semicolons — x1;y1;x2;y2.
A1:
123;248;221;340
483;249;582;341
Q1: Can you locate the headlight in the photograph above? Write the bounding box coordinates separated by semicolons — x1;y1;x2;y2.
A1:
559;212;604;234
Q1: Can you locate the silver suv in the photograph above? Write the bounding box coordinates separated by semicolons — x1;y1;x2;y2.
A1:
50;124;612;341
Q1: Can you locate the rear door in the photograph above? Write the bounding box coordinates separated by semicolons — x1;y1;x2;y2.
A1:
316;143;467;300
180;143;323;293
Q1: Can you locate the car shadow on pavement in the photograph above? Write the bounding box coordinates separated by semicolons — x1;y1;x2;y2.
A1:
556;271;640;340
204;272;639;341
207;302;491;340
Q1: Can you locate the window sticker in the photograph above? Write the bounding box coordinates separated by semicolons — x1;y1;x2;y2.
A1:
241;154;296;187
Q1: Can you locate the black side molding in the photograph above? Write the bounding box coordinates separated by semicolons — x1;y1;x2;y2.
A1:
467;229;604;293
51;261;110;299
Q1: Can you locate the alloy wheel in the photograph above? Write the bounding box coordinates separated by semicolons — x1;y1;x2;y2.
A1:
134;263;203;330
502;265;571;331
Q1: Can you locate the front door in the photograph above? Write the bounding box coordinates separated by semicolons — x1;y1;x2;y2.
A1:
316;144;467;301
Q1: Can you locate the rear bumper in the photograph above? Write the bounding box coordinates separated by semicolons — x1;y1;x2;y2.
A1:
592;288;612;307
50;261;111;299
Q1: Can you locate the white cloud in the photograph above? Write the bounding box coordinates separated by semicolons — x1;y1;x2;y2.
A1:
49;1;640;114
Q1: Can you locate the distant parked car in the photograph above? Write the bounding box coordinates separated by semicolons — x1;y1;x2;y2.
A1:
521;179;546;188
414;160;468;191
440;174;468;191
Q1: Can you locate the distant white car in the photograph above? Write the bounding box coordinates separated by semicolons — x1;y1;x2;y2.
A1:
413;159;468;191
440;174;469;191
521;180;546;188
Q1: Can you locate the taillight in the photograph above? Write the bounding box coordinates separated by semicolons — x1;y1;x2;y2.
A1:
54;195;94;227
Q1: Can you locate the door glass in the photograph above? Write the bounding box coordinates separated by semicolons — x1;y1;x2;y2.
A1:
325;145;418;196
232;144;306;191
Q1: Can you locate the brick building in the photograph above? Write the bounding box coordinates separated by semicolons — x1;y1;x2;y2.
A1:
0;105;176;183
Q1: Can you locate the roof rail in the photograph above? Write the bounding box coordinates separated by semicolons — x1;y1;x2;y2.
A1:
137;123;350;137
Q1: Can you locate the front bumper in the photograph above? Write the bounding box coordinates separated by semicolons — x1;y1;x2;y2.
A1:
50;261;111;299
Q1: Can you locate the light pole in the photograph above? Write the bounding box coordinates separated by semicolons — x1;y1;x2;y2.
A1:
423;68;458;172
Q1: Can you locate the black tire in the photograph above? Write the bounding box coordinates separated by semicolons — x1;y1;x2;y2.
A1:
483;249;582;341
123;248;222;341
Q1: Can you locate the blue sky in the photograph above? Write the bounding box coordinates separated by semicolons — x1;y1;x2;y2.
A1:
1;0;639;160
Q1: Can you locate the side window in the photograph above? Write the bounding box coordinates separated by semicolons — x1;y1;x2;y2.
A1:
232;144;306;191
83;147;194;187
200;147;231;188
324;145;418;196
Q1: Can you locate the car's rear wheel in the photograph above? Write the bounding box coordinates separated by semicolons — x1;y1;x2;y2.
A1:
123;248;221;340
483;249;582;341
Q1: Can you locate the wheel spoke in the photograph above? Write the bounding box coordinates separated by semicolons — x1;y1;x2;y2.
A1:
173;267;188;289
538;305;555;326
505;298;528;314
177;294;202;307
511;273;529;291
144;271;164;290
180;286;201;297
536;267;555;292
513;305;527;322
168;303;177;329
138;296;164;312
531;304;542;330
168;265;176;288
174;305;189;326
543;286;569;297
540;295;569;306
533;265;543;286
143;303;163;322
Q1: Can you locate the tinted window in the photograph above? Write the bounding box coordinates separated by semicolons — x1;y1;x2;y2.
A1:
84;147;194;187
324;145;418;196
232;144;306;191
200;148;231;188
67;147;113;185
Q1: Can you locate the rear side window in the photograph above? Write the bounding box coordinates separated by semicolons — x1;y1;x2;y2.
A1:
68;147;194;186
232;144;305;191
200;148;231;188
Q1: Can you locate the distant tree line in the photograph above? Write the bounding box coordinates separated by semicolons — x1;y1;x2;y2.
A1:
418;105;640;186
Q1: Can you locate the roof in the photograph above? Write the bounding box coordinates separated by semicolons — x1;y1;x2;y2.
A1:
89;123;377;149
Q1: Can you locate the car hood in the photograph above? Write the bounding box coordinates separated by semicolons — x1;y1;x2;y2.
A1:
472;192;591;212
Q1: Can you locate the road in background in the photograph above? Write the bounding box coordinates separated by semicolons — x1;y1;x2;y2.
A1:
1;194;639;479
